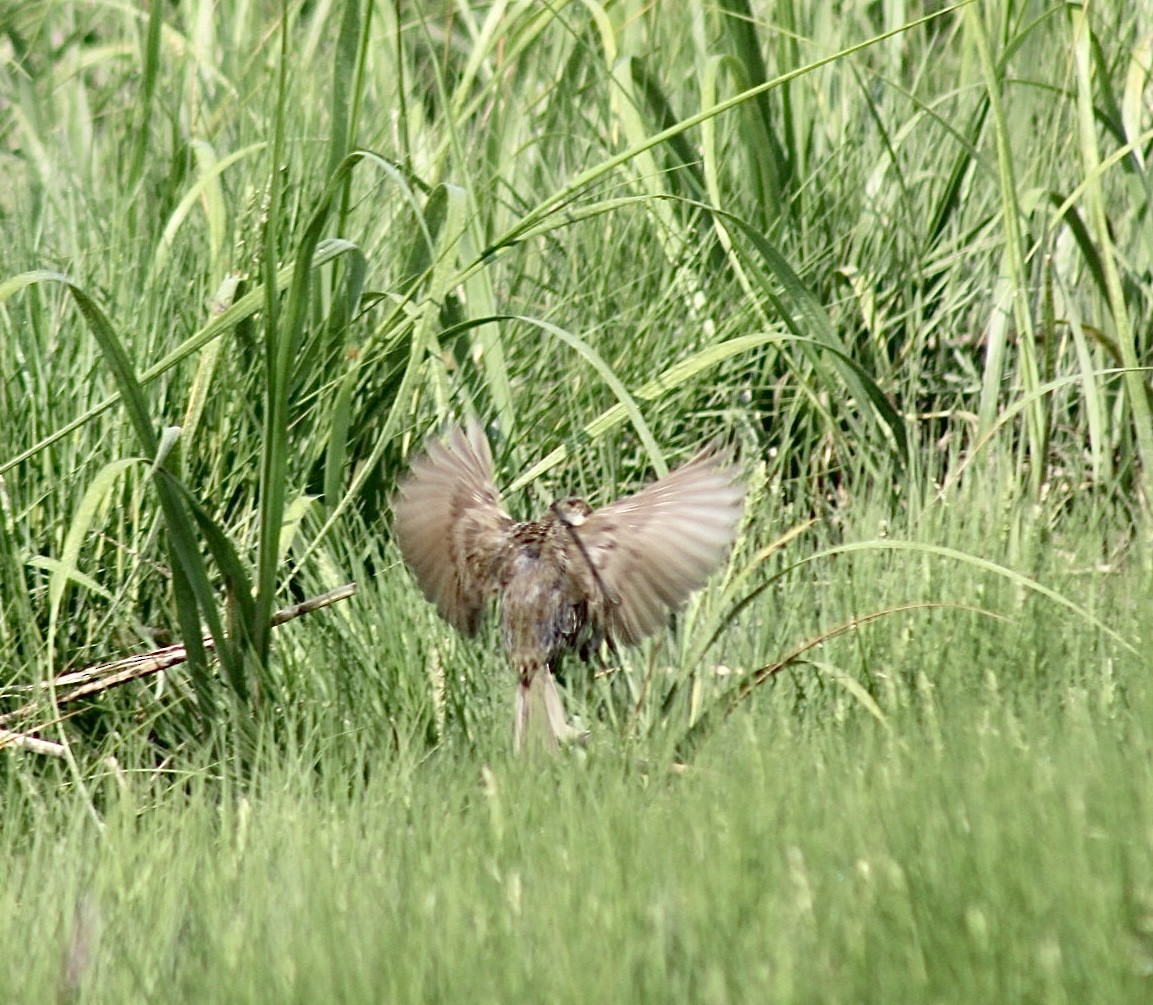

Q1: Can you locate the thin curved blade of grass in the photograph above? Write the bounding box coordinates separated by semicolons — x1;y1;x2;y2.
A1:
44;458;139;629
323;237;369;357
717;0;789;222
129;145;360;666
469;195;655;259
29;558;111;603
715;210;909;468
1047;193;1107;302
456;212;514;440
608;56;679;251
0;469;39;655
849;65;917;260
278;494;318;569
418;183;471;416
326;0;361;183
1121;35;1153;189
148;142;264;281
126;0;163;187
492;316;666;478
256;14;293;665
415;14;520;420
160;472;260;703
397;175;446;284
932;367;1135;501
404;10;515;434
927;96;990;250
1072;4;1153;510
629;58;710;206
511;331;797;489
481;4;966;255
809;661;891;729
1060;295;1110;483
1037;123;1153;478
287;181;494;568
969;5;1044;491
1046;124;1153;239
324;360;359;513
22;275;229;717
0;237;361;476
379;180;467;417
337;11;375;235
700;53;770;323
181;274;243;450
1088;21;1141;162
807;540;1135;654
675;601;1005;760
686;518;817;668
250;148;384;663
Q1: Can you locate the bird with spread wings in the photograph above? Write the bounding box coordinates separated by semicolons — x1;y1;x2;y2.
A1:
391;422;745;752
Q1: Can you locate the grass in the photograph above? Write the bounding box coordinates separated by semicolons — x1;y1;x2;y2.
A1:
6;490;1151;1001
3;0;1153;1000
6;518;1153;1001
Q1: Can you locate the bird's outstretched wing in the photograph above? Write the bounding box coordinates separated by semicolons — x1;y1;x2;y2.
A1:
391;422;514;636
566;449;744;647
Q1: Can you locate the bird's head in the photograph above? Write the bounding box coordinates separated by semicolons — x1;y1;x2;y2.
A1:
549;497;592;528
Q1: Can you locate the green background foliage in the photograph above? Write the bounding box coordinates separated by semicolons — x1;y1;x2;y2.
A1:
2;0;1153;999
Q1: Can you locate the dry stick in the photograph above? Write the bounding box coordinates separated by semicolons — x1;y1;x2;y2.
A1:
0;718;126;793
0;583;358;733
0;726;68;758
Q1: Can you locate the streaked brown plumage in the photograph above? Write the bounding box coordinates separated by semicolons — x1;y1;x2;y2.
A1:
391;422;745;752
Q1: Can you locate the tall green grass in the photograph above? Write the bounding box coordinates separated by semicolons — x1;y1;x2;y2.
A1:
2;0;1152;999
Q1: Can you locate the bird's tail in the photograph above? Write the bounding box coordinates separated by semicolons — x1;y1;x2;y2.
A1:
513;667;581;753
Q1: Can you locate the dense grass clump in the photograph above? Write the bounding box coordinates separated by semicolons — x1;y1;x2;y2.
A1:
3;1;1153;1000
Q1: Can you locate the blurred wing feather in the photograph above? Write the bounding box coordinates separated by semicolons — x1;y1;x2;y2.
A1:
391;423;513;635
569;450;744;646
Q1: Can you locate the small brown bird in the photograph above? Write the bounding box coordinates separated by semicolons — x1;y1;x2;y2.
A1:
391;422;745;752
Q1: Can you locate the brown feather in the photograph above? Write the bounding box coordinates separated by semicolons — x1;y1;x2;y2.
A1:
391;422;513;636
392;426;745;750
569;449;745;646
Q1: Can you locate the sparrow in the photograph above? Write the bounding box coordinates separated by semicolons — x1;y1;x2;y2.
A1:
391;422;745;752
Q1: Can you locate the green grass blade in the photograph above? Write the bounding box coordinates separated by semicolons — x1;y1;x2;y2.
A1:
0;241;361;477
1072;5;1153;511
44;457;139;625
717;212;909;467
127;0;163;186
968;6;1045;493
324;358;358;513
809;540;1136;654
32;275;229;717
